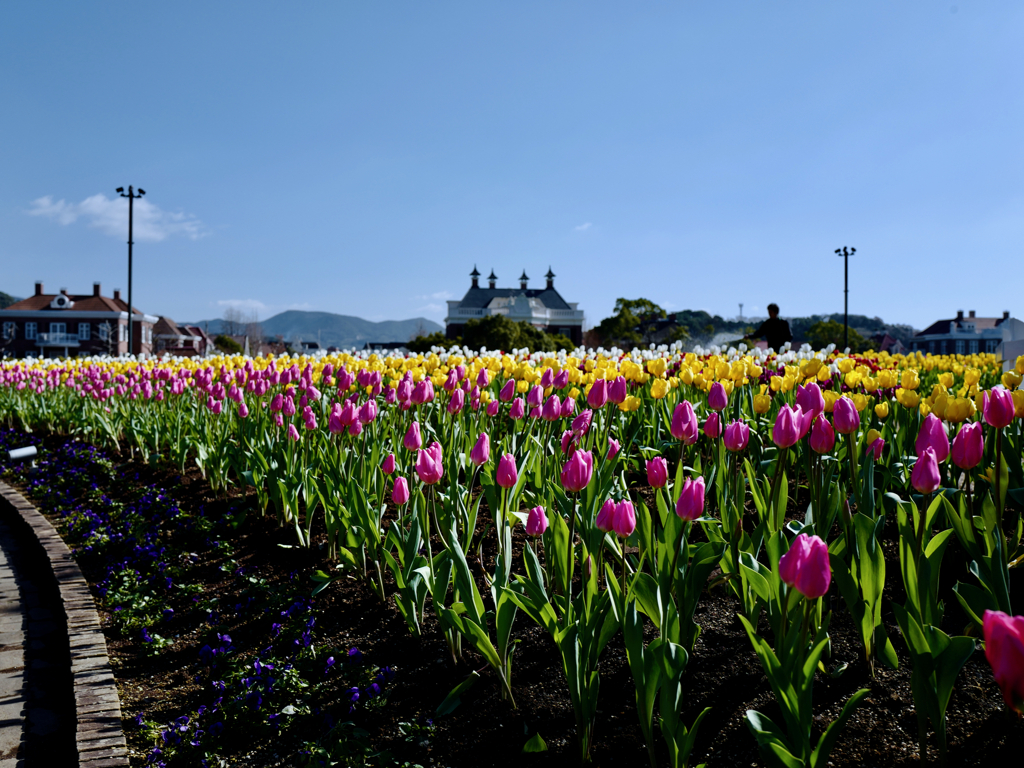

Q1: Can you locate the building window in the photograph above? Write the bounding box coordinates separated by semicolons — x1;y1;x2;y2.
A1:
49;322;67;337
969;339;978;354
78;323;91;340
956;339;965;355
987;339;998;353
2;322;14;341
939;340;947;354
98;323;110;341
929;341;935;354
25;322;37;340
119;324;127;342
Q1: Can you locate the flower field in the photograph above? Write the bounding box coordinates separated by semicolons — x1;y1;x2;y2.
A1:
2;342;1024;767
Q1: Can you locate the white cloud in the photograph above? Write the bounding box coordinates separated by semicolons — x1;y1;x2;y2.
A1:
286;302;314;311
217;299;268;312
574;222;592;231
415;290;454;302
28;193;206;242
416;303;447;314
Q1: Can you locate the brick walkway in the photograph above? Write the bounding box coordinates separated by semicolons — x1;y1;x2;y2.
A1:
0;514;77;765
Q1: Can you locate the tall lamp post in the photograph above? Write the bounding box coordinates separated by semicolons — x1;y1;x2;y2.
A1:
116;186;145;356
834;246;856;350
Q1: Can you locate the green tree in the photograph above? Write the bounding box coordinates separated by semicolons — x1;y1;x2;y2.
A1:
805;320;868;352
594;297;667;347
406;331;451;354
214;334;243;354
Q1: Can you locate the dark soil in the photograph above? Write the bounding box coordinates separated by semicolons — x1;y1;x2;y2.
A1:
11;435;1024;767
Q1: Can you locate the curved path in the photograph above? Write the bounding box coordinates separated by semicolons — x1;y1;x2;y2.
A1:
0;483;126;767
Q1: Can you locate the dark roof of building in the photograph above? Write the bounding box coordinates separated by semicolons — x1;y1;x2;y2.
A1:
2;292;141;315
455;287;572;311
154;316;183;336
916;316;1007;336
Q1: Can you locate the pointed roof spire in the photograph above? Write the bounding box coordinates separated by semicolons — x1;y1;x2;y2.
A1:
545;266;555;279
519;269;529;281
488;269;497;281
470;265;480;277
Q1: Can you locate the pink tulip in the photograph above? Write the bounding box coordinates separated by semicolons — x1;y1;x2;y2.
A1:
286;424;300;442
470;433;490;466
915;413;950;463
273;413;284;428
607;437;620;460
282;396;296;417
608;376;628;405
339;401;358;427
412;379;435;405
596;499;616;532
477;368;491;387
509;398;526;420
403;422;422;451
381;453;396;475
984;388;1016;429
447;388;465;415
396;376;412;402
542;395;562;421
708;381;728;411
415;442;444;485
385;387;397;405
527;385;545;409
866;437;884;460
572;409;593;435
778;533;831;599
951;422;984;470
270;393;284;412
561;450;594;493
539;368;555;388
983;609;1024;714
560;397;576;418
911;447;941;495
497;453;518;489
670;401;700;445
526;506;549;536
832;396;859;435
646;457;668;488
613;500;636;538
587;379;609;409
723;421;750;452
553;369;569;389
772;405;805;449
561;429;577;457
486;400;500;417
348;421;363;437
809;415;835;454
238;401;250;419
704;412;722;439
795;382;825;423
444;370;459;392
392;476;410;505
675;476;705;521
358;400;378;424
499;379;516;402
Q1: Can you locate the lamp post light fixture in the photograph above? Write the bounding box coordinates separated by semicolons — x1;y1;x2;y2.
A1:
834;246;856;350
116;186;145;356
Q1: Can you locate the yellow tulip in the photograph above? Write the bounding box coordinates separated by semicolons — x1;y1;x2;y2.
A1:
1016;355;1024;376
1002;370;1023;390
651;378;669;399
896;388;920;409
1013;389;1024;418
753;393;771;414
866;428;882;445
938;372;953;389
851;393;869;412
963;368;981;386
874;401;889;419
823;390;840;413
900;369;920;390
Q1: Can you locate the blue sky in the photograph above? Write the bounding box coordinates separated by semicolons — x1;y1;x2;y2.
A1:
2;2;1021;330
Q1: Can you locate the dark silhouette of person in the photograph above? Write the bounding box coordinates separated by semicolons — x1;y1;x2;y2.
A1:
745;303;792;352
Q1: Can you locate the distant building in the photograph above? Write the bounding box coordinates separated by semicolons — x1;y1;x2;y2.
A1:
445;267;585;344
364;341;409;352
911;310;1024;367
868;332;907;355
0;281;156;358
154;317;209;357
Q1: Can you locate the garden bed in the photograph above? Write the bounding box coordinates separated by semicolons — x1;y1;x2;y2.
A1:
1;429;1021;767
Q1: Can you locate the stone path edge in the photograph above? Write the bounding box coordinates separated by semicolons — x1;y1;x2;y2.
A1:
0;481;129;768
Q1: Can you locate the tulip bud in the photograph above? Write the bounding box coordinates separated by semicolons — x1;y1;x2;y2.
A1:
704;412;722;439
509;398;526;420
795;382;825;422
403;422;422;451
613;500;636;538
526;506;549;537
867;436;884;460
560;396;576;418
832;396;860;435
951;422;984;470
444;369;458;392
911;447;941;495
542;395;562;421
608;376;628;405
675;477;705;521
496;453;518;489
447;388;465;415
983;609;1024;714
596;499;616;532
470;433;490;466
778;533;831;599
607;437;620;460
670;401;699;445
572;409;593;435
477;368;491;388
359;399;378;424
984;387;1016;429
286;423;300;442
392;476;410;505
539;368;554;388
348;421;363;436
238;401;249;419
381;453;396;475
723;420;750;452
587;379;609;409
527;385;545;409
772;405;804;448
708;381;728;411
646;457;668;488
553;369;569;389
415;442;445;485
915;413;950;463
486;400;500;417
809;416;835;454
499;379;516;402
560;450;594;493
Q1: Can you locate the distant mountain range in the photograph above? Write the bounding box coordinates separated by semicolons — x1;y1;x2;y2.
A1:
186;310;443;350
